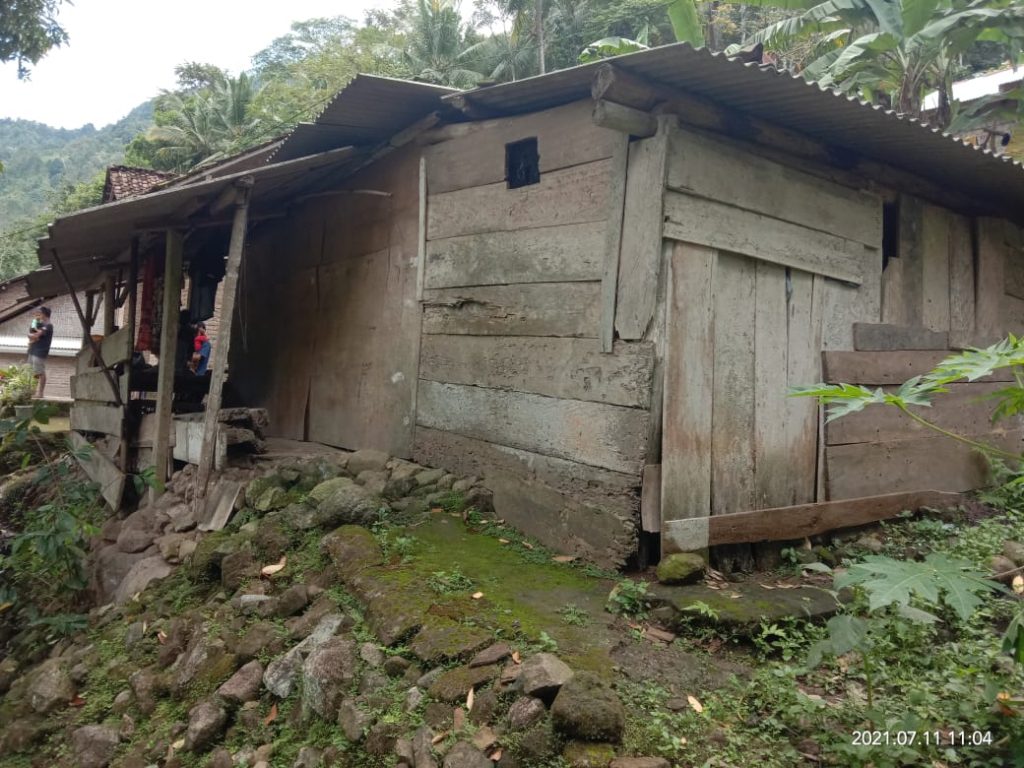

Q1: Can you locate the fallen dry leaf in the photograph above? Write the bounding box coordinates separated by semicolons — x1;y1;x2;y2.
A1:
511;651;521;664
432;731;450;745
264;703;278;726
552;555;576;563
494;519;505;525
522;542;534;550
467;688;475;712
449;512;461;518
490;748;503;762
261;556;287;577
171;738;185;750
728;593;742;599
644;627;676;644
1013;575;1024;595
687;695;704;714
431;507;443;513
472;591;484;600
156;630;167;645
69;695;86;707
760;584;775;590
498;538;510;544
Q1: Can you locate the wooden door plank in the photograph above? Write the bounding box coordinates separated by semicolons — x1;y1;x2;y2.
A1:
977;217;1006;341
418;335;654;408
753;260;790;509
823;350;1016;385
70;370;128;403
660;243;716;549
600;134;630;352
821;245;883;351
948;212;975;343
663;191;865;284
416;380;649;475
853;322;950;350
421;282;601;338
615;121;670;341
666;126;883;249
921;204;952;332
785;269;825;506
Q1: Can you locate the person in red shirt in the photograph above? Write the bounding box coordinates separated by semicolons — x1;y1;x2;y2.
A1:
189;322;211;376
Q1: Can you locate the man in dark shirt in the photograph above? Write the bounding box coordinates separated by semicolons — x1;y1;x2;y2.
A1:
27;306;53;399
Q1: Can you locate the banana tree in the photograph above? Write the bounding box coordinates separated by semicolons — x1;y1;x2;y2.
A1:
733;0;1024;122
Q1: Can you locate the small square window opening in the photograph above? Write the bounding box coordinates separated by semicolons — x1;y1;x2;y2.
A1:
506;138;540;189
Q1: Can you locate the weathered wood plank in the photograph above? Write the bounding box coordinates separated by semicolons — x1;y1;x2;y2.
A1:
921;203;952;332
704;491;963;548
153;230;183;489
421;282;601;338
661;243;716;533
821;245;882;350
425;224;604;290
615;120;670;341
70;370;128;403
786;271;826;505
1005;253;1024;302
853;322;950;351
601;135;630;352
666;126;883;248
76;325;132;375
71;431;125;510
70;402;124;436
977;217;1007;340
826;429;1024;498
641;464;661;533
753;260;790;509
427;159;611;240
418;335;654;408
823;350;1016;385
592;99;657;137
416;380;648;475
423;100;620;194
663;191;866;284
827;382;1016;446
712;253;757;517
949;212;975;343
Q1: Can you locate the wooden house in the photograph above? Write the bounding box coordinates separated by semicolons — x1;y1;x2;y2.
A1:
27;45;1024;568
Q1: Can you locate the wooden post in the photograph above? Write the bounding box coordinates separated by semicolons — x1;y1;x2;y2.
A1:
102;271;116;335
82;292;94;351
153;229;184;494
126;238;139;353
196;179;253;496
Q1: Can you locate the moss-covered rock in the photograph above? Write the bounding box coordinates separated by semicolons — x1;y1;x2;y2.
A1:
427;663;501;702
309;477;355;504
409;619;492;665
551;672;625;743
321;525;384;576
562;741;617;767
655;553;705;585
245;475;284;507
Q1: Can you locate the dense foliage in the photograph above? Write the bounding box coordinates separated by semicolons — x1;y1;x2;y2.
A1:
0;0;68;78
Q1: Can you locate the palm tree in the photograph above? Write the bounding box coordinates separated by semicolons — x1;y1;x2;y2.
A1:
404;0;485;88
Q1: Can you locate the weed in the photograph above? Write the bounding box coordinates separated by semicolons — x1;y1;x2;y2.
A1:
428;567;474;594
557;603;589;626
606;579;649;619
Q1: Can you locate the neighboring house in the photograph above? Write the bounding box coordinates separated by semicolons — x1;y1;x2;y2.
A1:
925;66;1022;155
25;44;1024;569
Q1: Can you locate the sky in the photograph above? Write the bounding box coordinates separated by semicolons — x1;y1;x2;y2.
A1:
0;0;395;129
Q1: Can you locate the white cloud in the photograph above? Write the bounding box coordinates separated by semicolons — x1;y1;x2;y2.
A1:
0;0;393;128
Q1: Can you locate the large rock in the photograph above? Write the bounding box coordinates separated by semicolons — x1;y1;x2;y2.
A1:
315;483;385;529
413;727;438;768
116;508;163;553
301;636;359;718
347;449;390;476
338;698;373;742
173;631;238;695
508;696;546;730
562;742;616;767
410;621;492;665
263;613;347;698
427;664;500;703
321;526;383;575
655;553;705;585
519;653;573;701
113;555;173;604
185;699;228;751
71;725;119;768
217;660;264;705
232;621;285;661
443;742;491;768
551;672;625;743
129;668;164;715
245;475;284;507
221;546;257;591
27;659;75;713
308;477;354;504
90;544;152;604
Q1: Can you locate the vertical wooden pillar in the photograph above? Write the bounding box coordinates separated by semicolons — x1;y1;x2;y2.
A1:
102;271;116;335
126;239;140;352
82;292;95;350
153;230;183;494
197;180;252;496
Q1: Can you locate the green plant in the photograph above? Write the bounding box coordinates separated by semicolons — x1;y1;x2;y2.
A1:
606;578;650;619
0;364;35;415
557;603;590;626
428;567;474;594
536;630;559;652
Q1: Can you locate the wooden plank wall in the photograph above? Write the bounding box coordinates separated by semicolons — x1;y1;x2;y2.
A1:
822;351;1024;498
413;100;654;568
230;147;423;455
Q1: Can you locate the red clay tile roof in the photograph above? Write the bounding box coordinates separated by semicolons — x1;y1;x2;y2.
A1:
102;166;177;203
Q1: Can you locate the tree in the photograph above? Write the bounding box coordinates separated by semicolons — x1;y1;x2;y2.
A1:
734;0;1024;123
403;0;485;87
1;0;68;78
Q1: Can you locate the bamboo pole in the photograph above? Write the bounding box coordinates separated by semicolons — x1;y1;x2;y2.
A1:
196;178;253;496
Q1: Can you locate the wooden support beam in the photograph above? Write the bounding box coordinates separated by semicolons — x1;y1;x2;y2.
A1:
102;271;116;335
592;99;657;138
209;175;254;217
82;292;94;351
126;239;139;356
591;63;664;111
664;490;962;551
197;181;252;496
600;134;629;352
50;249;123;407
852;322;950;351
152;229;184;494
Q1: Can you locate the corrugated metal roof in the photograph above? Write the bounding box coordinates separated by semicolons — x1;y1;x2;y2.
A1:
451;44;1024;217
272;75;459;162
